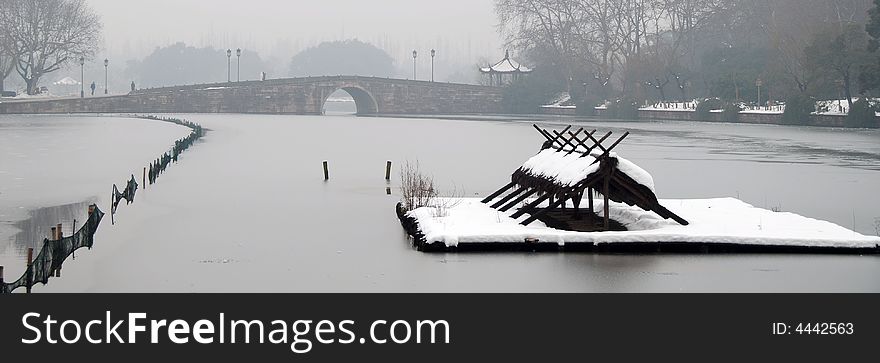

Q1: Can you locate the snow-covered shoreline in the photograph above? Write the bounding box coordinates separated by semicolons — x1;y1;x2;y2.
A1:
402;197;880;251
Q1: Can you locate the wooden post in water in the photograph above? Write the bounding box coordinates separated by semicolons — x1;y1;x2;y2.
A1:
55;223;62;277
385;160;392;180
0;265;5;287
26;247;33;294
323;161;329;180
143;167;146;189
603;176;610;231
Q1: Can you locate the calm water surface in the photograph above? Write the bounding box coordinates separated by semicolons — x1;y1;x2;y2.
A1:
1;113;878;292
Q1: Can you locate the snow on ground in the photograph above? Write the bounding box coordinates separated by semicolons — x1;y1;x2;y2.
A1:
408;197;880;248
639;101;698;112
520;149;655;191
540;92;577;109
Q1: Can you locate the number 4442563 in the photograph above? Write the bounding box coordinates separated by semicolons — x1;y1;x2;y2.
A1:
772;322;854;335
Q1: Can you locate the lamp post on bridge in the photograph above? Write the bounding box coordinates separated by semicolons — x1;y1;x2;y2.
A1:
227;49;232;83
236;48;242;82
412;50;418;80
430;49;435;82
79;57;85;98
103;58;109;94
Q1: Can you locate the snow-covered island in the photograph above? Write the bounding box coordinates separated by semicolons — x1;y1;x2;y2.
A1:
396;125;880;253
398;197;880;252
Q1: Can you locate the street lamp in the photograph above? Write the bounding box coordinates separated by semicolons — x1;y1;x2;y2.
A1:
103;58;109;94
227;49;232;82
412;50;417;80
79;57;85;98
430;49;435;82
236;48;242;82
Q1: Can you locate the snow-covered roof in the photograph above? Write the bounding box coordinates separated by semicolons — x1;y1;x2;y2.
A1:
519;149;655;192
486;125;688;227
479;50;532;73
53;76;80;86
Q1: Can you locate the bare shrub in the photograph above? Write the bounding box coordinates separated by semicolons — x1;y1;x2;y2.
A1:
399;160;437;211
432;184;464;217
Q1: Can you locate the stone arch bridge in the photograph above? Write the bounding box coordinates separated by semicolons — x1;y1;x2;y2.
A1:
0;76;503;115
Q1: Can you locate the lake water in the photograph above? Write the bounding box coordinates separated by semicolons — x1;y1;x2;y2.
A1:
1;112;879;292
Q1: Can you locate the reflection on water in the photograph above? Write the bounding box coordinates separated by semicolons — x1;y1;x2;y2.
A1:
8;200;94;253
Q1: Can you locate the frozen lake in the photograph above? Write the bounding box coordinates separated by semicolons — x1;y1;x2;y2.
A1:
1;113;879;292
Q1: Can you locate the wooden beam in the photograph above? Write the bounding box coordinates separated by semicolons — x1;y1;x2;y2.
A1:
533;124;553;141
610;173;651;206
481;182;515;203
601;131;630;157
588;187;594;213
491;186;527;209
552;128;583;152
548;125;572;149
510;192;553;219
499;188;539;212
582;131;612;157
603;172;610;230
566;130;596;155
520;197;567;226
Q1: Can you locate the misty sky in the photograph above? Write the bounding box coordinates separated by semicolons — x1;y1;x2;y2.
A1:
89;0;504;65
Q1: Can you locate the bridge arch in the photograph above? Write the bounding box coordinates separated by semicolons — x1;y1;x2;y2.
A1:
321;85;379;115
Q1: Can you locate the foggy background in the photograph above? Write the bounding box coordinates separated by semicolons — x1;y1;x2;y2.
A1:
34;0;504;92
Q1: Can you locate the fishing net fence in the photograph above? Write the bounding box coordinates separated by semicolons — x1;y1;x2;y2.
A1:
111;115;205;223
0;206;104;293
1;115;204;293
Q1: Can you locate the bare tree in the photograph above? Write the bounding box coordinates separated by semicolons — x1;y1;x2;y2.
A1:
0;0;101;95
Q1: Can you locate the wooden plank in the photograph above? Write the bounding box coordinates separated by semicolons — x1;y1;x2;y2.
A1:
510;192;553;219
499;188;539;212
490;186;527;209
481;182;516;203
520;197;567;226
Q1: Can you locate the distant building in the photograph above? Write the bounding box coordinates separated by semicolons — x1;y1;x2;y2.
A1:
479;50;532;87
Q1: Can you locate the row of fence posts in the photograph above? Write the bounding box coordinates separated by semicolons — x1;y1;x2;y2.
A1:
323;160;395;195
321;160;394;181
111;116;204;224
3;116;203;293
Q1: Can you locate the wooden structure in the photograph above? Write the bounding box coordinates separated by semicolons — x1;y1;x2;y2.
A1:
481;125;688;231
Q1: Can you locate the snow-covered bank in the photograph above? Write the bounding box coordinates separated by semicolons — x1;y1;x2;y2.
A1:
404;197;880;250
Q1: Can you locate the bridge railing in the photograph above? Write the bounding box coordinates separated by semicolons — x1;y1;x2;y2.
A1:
129;75;499;95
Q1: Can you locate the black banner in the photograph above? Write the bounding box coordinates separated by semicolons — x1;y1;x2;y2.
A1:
0;294;877;361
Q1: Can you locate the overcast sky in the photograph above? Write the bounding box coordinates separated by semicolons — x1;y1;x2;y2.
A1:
88;0;504;64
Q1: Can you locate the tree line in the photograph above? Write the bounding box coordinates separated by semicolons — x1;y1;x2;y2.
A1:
496;0;880;121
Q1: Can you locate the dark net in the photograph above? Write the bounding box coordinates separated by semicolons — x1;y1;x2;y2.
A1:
1;205;104;294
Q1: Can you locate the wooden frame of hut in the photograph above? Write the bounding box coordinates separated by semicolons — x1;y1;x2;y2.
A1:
481;125;688;231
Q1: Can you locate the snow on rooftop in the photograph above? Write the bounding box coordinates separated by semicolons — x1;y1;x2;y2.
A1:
480;51;532;73
408;197;880;249
519;149;656;192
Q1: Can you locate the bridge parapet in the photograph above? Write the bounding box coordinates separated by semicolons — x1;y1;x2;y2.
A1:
1;76;503;115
